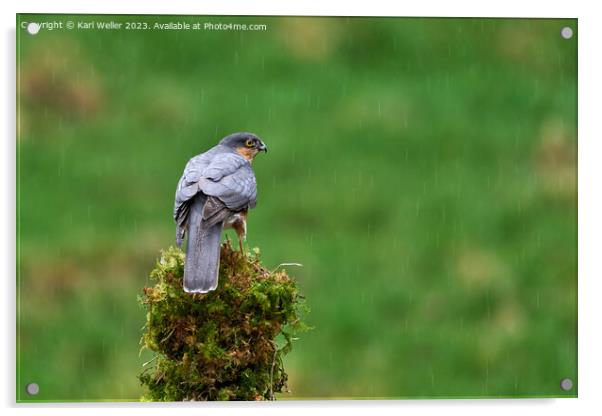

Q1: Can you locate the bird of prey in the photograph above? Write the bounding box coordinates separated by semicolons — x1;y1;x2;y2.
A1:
173;132;267;293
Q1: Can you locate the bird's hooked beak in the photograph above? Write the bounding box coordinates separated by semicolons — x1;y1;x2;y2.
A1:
258;141;268;153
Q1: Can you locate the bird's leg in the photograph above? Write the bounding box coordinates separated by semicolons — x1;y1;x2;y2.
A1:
231;211;247;255
238;235;244;255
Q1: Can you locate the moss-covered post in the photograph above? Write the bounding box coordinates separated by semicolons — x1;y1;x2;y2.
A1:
138;240;308;401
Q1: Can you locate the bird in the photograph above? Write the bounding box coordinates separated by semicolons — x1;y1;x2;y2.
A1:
173;132;267;293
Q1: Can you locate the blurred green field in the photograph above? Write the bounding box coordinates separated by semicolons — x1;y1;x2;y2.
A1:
17;15;577;401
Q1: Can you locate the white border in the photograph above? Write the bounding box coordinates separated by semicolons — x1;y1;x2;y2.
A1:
2;0;584;18
3;1;601;416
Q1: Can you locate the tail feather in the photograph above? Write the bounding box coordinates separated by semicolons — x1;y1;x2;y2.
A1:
183;195;223;293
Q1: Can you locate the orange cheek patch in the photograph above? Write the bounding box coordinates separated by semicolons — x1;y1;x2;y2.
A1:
236;147;259;161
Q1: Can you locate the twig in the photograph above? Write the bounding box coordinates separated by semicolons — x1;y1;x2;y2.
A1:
142;355;158;367
270;263;303;273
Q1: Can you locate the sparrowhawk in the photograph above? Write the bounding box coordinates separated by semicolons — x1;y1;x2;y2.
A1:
173;132;267;293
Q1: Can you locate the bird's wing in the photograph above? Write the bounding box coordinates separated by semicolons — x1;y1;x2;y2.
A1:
174;153;212;218
174;149;257;245
173;151;216;245
199;153;257;211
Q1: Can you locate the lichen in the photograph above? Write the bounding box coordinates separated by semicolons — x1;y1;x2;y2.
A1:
138;240;309;401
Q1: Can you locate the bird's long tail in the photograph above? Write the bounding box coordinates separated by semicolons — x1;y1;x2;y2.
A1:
184;195;223;293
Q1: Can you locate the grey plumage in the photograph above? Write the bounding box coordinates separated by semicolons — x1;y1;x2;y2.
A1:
174;132;266;293
182;193;219;292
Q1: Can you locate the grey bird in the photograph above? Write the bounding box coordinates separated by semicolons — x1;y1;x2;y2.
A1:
173;132;267;293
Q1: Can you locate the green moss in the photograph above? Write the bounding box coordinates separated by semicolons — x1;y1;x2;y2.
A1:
138;241;309;401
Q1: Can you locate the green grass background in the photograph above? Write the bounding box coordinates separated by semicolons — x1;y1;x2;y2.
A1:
17;15;577;401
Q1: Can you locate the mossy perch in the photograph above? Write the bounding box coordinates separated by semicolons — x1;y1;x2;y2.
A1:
138;240;308;401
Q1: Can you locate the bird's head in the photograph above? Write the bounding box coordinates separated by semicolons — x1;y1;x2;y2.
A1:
219;132;267;162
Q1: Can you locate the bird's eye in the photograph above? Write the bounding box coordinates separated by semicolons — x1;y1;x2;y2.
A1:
245;139;254;147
